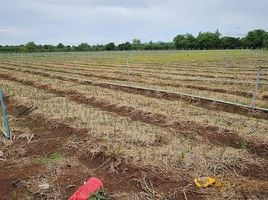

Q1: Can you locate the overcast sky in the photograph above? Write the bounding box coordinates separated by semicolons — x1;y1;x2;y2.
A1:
0;0;267;45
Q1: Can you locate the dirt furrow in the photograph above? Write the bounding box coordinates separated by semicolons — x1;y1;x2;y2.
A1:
2;61;262;96
5;60;265;81
0;72;267;160
1;65;268;121
0;97;202;199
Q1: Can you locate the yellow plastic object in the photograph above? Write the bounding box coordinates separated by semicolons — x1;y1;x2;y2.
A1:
194;177;222;188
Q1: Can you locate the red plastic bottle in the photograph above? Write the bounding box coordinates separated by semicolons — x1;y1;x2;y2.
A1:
69;177;103;200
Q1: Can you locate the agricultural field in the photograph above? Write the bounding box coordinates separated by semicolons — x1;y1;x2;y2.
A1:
0;50;268;199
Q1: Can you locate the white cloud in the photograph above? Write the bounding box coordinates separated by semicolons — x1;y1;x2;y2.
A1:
0;0;267;45
0;28;14;33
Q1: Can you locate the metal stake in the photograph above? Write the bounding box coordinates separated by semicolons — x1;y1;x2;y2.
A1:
252;67;261;107
74;55;77;78
0;90;10;139
126;54;130;85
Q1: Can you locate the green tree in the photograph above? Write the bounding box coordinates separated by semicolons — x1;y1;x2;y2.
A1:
56;43;66;51
91;44;105;51
263;32;268;49
173;35;184;49
25;42;38;52
197;31;221;49
132;39;141;50
105;42;115;51
243;29;266;49
66;45;73;52
240;37;249;49
43;44;55;52
57;43;64;48
221;36;241;49
132;39;141;45
174;34;196;49
118;42;131;51
77;43;91;51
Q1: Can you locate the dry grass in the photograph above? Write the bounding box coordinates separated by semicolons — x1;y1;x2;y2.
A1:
1;78;268;198
1;69;268;142
0;50;268;199
1;50;268;107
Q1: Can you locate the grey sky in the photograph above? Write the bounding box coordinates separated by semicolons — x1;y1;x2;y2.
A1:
0;0;267;45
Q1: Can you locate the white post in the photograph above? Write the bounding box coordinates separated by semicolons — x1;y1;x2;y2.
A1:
224;53;227;67
252;67;261;107
20;53;23;70
255;50;258;59
74;55;77;78
42;55;44;74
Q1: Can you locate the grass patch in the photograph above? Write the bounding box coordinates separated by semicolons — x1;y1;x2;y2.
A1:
239;140;248;149
89;189;107;200
37;152;61;164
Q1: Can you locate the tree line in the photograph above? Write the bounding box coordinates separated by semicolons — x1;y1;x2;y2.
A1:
0;29;267;53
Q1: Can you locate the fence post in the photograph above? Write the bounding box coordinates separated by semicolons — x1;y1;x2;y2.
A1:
126;53;130;85
252;67;261;107
74;54;77;78
224;54;228;67
0;89;10;139
42;54;44;74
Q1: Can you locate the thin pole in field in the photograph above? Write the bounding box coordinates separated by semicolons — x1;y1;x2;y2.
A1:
20;53;23;70
63;52;65;69
252;66;261;107
42;54;44;73
74;54;77;78
126;53;130;85
84;52;87;80
42;54;45;84
0;89;10;139
255;50;258;59
224;52;228;67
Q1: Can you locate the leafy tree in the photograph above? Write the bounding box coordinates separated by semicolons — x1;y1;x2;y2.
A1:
56;43;67;51
0;29;267;52
132;39;141;50
132;39;141;45
57;43;65;49
243;29;266;49
144;41;154;50
66;45;73;52
105;42;115;51
118;42;131;51
221;36;241;49
173;35;184;49
240;37;249;49
197;31;221;49
155;42;174;50
43;44;55;52
263;32;268;49
77;43;91;51
26;42;38;52
91;44;105;51
174;34;196;49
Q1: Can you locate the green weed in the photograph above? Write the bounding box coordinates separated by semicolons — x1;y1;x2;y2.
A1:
89;189;107;200
239;140;247;149
37;152;61;164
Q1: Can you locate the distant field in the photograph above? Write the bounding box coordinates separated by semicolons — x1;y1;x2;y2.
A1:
1;50;268;107
0;50;268;199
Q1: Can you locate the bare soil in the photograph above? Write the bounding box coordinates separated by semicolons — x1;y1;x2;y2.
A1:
0;97;202;200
